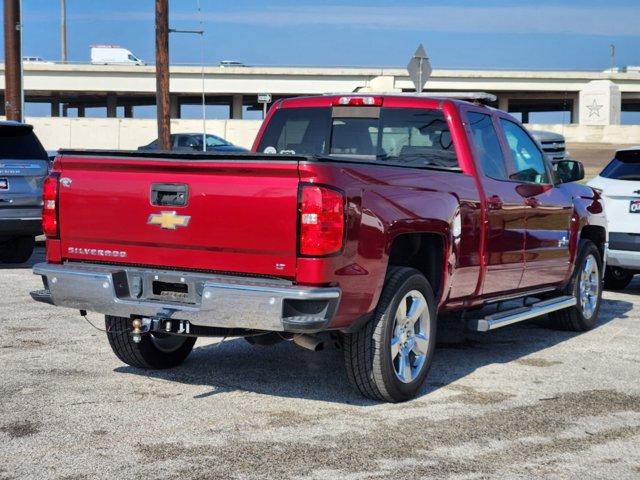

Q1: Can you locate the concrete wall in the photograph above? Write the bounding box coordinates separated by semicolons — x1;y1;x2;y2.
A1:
19;117;640;152
26;117;263;151
527;123;640;144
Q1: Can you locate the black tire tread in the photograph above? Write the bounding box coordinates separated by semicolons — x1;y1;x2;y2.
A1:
603;267;634;291
0;236;35;264
343;267;434;402
105;315;195;369
548;239;602;332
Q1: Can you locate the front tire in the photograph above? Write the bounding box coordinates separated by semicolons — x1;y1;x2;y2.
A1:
548;240;602;331
105;315;196;369
0;236;35;263
343;267;437;402
603;266;634;291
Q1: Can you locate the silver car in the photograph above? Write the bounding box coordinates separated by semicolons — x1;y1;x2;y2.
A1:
0;121;49;263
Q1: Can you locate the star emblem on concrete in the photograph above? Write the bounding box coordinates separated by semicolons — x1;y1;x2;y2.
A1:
586;99;603;118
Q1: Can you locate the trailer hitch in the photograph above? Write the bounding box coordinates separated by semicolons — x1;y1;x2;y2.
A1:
130;308;189;343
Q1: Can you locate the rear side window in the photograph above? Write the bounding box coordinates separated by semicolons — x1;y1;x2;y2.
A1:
0;126;47;160
376;108;457;168
466;112;508;180
600;151;640;181
258;107;458;169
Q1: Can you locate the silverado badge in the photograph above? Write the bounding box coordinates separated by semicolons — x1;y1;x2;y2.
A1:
147;211;191;230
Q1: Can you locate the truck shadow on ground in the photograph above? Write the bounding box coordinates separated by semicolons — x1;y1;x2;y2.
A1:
116;291;635;406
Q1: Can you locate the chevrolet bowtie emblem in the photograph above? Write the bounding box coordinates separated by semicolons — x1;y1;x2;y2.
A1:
147;211;191;230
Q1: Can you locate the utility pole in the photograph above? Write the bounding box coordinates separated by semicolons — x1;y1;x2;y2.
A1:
60;0;67;62
4;0;22;122
609;44;616;72
155;0;171;150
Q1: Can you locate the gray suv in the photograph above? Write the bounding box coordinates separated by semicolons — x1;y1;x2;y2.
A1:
0;121;48;263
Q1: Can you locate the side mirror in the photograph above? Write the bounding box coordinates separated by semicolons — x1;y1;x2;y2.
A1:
552;159;585;183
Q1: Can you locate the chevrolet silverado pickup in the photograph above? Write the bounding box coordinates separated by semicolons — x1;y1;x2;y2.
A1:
31;93;607;402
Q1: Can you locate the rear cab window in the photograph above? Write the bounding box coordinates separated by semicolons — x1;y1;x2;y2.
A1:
600;150;640;181
257;105;459;170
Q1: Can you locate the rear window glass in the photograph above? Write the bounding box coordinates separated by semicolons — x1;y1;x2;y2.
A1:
600;151;640;181
257;107;458;169
0;126;47;160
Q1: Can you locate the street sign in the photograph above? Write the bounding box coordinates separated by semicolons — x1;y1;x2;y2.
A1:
257;93;272;104
407;44;432;93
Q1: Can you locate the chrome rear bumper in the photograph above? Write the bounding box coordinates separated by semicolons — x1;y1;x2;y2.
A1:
31;262;341;332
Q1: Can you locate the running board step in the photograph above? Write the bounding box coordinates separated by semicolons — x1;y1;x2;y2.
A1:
468;295;576;332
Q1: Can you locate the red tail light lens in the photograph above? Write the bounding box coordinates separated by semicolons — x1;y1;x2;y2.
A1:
299;185;345;256
42;174;59;238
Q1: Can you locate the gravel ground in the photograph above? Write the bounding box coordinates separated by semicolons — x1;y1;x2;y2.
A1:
1;247;639;479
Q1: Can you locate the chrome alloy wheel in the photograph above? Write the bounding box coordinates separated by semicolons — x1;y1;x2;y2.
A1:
149;332;188;353
579;253;600;319
391;290;430;383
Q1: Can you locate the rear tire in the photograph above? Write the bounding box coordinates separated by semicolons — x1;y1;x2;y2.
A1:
0;236;35;263
105;315;196;369
548;240;602;332
603;266;633;291
343;267;437;402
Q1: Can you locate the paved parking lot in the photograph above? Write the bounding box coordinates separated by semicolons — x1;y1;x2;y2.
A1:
1;247;639;479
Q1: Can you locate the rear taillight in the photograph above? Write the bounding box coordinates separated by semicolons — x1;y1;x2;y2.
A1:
299;185;345;256
42;174;59;238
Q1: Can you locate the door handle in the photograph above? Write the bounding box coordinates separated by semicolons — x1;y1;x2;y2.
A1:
151;183;189;206
487;195;503;210
524;197;540;208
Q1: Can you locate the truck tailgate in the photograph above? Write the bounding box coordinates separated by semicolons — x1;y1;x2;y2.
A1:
56;154;300;278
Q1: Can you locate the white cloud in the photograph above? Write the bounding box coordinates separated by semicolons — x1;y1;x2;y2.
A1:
172;5;640;37
28;4;640;37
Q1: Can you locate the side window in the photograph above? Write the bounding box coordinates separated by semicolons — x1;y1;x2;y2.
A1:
500;119;550;184
467;112;508;180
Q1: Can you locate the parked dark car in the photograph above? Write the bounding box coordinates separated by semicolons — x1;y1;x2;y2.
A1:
138;133;247;153
0;121;49;263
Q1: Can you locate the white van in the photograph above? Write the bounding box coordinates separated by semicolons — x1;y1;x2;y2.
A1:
90;45;145;65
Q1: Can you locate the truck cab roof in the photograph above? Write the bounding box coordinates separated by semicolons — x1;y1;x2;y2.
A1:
275;93;497;112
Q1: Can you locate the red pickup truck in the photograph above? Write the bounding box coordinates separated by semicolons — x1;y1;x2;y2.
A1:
31;93;607;402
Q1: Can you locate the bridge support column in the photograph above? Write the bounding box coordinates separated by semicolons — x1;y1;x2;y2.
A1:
51;95;60;117
571;97;579;123
170;94;181;119
107;94;117;118
231;94;243;119
498;95;509;112
77;106;85;117
579;80;621;125
124;105;133;118
521;111;529;123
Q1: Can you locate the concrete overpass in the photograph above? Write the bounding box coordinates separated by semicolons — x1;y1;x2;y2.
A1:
2;63;640;123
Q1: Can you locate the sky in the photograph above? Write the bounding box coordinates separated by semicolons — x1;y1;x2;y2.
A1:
1;0;639;121
7;0;640;69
